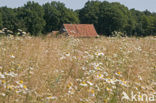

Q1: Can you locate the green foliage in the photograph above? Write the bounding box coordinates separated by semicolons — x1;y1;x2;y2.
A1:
79;1;135;36
79;0;101;30
19;1;45;35
98;1;126;35
153;17;156;35
111;2;135;36
0;7;18;32
79;1;156;36
43;1;79;33
0;9;2;28
0;1;155;36
130;9;156;36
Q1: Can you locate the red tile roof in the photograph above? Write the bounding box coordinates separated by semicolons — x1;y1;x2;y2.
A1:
63;24;98;37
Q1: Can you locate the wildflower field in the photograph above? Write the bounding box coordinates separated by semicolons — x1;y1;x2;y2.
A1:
0;36;156;103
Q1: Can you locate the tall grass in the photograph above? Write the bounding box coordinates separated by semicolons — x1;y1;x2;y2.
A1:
0;36;155;103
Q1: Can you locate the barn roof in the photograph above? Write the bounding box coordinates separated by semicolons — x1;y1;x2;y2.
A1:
63;24;98;37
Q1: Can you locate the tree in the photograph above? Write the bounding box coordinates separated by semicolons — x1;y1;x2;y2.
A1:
144;9;151;16
0;0;155;36
79;1;132;36
98;1;127;35
0;7;18;32
17;1;45;35
0;9;2;28
151;13;156;35
130;9;145;36
43;1;79;33
79;1;101;31
111;2;135;36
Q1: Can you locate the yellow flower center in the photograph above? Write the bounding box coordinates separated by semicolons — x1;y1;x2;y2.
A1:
23;85;27;89
20;80;23;84
117;72;121;75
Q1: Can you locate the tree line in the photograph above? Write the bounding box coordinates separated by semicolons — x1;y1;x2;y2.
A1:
0;1;156;36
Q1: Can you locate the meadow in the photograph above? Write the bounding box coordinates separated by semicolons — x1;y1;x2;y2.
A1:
0;36;156;103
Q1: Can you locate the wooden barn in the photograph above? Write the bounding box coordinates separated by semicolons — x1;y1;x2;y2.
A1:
60;24;98;37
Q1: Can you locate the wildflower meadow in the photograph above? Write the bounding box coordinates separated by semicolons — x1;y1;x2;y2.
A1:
0;36;156;103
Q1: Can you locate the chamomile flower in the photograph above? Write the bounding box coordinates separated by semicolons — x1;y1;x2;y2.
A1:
95;52;104;57
115;72;122;77
0;73;5;78
96;74;104;79
68;87;75;95
46;96;57;100
138;75;143;81
106;87;112;92
88;88;95;96
65;52;70;56
67;82;73;88
10;54;15;58
82;67;87;70
1;93;6;97
5;72;17;77
80;81;88;87
87;81;94;86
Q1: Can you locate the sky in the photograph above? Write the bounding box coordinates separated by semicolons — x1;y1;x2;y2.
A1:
0;0;156;12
